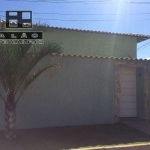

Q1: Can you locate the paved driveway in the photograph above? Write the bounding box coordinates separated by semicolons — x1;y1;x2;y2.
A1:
121;117;150;136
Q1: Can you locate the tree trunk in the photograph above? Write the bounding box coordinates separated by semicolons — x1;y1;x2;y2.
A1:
5;91;16;140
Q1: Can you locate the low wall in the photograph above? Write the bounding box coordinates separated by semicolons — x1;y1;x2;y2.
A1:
0;55;115;130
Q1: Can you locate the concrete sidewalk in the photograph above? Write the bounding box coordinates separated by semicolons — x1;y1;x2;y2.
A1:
121;117;150;136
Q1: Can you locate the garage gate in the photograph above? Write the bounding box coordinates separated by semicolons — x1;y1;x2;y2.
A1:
118;67;137;117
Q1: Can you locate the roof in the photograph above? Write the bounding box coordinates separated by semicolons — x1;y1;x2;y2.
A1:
1;20;150;43
51;53;150;62
49;26;150;43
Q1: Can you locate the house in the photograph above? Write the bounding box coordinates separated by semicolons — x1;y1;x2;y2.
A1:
0;27;150;130
45;27;149;58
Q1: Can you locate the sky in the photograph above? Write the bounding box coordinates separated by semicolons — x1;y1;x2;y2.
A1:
1;0;150;59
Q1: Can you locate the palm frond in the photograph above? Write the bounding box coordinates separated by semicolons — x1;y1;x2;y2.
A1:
14;41;63;95
0;23;63;101
15;62;59;104
0;44;32;91
0;45;14;91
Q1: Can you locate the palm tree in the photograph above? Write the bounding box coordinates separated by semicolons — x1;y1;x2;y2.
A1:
0;23;63;140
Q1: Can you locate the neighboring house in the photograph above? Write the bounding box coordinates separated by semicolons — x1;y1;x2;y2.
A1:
0;26;150;130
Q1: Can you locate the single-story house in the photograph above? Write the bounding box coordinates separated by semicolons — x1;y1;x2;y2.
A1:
0;27;150;130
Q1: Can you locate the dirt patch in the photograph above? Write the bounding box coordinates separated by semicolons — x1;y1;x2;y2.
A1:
0;123;150;150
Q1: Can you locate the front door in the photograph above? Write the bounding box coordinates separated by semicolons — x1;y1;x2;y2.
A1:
119;67;137;117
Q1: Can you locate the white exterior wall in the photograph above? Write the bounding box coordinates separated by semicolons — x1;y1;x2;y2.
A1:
0;56;115;130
